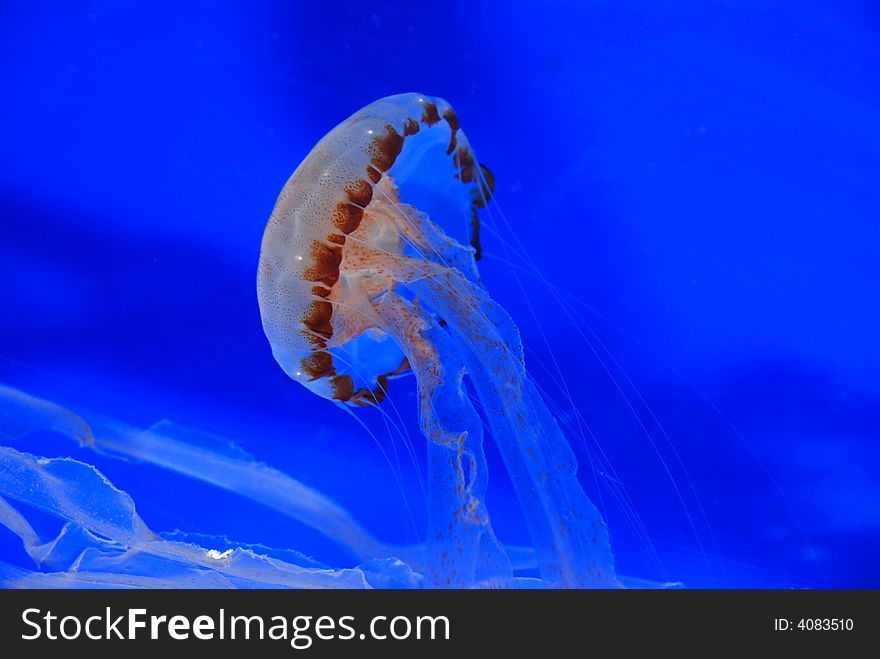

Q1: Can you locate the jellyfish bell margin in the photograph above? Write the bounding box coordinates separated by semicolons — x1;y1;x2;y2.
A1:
257;92;620;588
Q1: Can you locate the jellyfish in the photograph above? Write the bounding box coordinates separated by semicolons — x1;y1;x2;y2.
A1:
257;93;618;587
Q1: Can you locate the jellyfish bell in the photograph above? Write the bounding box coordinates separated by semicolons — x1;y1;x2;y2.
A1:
258;93;488;406
258;93;618;587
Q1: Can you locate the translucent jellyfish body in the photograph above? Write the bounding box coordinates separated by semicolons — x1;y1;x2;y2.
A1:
258;93;618;587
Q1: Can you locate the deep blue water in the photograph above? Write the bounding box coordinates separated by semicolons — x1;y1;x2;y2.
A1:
1;1;878;587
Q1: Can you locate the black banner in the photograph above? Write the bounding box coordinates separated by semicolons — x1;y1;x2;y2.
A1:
0;589;875;655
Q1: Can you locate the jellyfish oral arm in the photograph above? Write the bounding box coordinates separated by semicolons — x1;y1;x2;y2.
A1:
371;292;512;587
406;269;618;587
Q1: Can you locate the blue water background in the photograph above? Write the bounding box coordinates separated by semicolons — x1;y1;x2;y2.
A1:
1;1;878;587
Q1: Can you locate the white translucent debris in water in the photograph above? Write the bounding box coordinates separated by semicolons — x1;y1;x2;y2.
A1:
206;549;234;560
0;383;93;445
88;416;385;562
0;446;373;588
0;495;43;559
0;383;386;563
0;561;239;589
161;531;329;570
0;383;428;589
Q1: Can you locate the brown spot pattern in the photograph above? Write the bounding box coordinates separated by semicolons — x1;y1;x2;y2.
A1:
331;374;354;401
302;240;342;286
331;202;364;234
365;165;382;183
441;108;459;133
301;350;334;380
302;299;333;338
366;123;404;172
403;117;420;136
344;178;373;207
441;108;459;155
452;145;476;183
421;101;441;126
468;163;495;260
